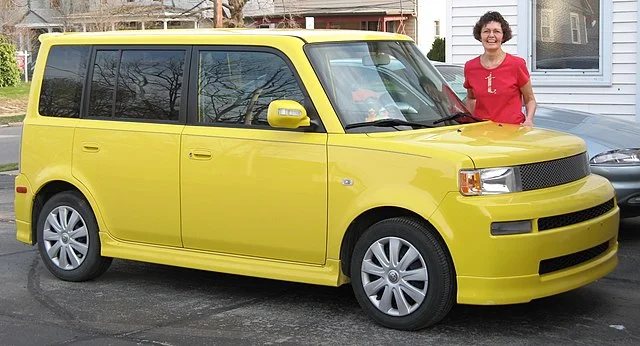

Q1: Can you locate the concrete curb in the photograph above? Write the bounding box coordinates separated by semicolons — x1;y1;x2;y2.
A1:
0;112;25;117
0;170;18;176
0;121;22;127
0;122;23;127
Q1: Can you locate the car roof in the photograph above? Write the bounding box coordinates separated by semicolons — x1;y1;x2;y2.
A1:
39;29;413;44
431;61;461;68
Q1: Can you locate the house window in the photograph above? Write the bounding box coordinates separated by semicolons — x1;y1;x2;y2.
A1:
386;21;398;33
434;20;440;37
531;0;606;81
361;21;379;31
540;9;552;42
570;13;581;44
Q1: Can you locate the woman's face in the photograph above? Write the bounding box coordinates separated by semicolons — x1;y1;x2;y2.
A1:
481;21;504;51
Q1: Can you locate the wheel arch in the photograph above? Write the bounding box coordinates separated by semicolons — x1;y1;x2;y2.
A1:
31;180;94;244
339;207;456;279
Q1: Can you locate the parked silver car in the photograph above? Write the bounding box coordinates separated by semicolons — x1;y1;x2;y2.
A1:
433;62;640;218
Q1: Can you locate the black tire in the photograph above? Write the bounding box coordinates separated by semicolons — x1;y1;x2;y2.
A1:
36;191;112;281
350;217;455;330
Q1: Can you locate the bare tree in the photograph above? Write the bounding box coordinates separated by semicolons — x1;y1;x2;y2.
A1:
1;0;28;37
227;0;249;27
179;0;250;28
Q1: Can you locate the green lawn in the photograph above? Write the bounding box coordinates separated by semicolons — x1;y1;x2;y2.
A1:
0;82;31;98
0;163;18;172
0;114;25;125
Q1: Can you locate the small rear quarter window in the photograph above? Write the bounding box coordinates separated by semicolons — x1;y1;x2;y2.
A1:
38;45;90;118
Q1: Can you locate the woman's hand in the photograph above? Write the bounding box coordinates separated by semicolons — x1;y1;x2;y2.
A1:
521;117;534;127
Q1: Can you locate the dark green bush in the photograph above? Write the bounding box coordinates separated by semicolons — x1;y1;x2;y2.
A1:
427;37;445;62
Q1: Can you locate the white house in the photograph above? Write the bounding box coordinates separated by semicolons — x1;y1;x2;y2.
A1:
416;0;446;54
447;0;640;123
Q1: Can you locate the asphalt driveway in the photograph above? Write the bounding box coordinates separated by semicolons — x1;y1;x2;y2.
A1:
0;172;638;345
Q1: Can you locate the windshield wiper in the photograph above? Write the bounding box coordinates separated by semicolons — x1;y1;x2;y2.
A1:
432;112;485;125
345;118;434;130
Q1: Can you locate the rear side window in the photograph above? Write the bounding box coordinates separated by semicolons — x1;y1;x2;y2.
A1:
38;45;90;118
88;49;186;122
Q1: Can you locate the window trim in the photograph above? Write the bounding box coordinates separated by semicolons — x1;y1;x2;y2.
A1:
82;45;192;124
187;45;326;133
518;0;612;87
540;9;553;42
569;12;581;44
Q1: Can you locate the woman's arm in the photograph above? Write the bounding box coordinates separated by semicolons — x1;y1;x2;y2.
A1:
465;88;476;114
520;81;536;126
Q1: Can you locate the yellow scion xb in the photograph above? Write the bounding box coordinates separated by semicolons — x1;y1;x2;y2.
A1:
15;29;619;330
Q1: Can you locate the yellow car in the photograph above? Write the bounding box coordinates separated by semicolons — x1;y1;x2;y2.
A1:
15;29;618;331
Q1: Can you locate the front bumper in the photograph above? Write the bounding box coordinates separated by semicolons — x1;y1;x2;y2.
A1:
430;174;619;305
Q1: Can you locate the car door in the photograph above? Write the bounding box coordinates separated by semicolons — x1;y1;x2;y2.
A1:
180;47;328;264
72;47;190;247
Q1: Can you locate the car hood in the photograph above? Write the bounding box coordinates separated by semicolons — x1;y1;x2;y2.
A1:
366;121;586;168
535;107;640;158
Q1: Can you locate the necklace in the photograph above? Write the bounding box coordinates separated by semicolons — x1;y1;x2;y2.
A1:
481;52;506;69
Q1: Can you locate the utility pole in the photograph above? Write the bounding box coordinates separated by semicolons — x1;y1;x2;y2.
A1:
214;0;223;28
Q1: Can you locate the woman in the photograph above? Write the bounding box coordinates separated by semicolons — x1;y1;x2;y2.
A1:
463;11;536;126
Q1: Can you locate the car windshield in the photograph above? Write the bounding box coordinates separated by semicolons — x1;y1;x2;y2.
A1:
305;41;475;132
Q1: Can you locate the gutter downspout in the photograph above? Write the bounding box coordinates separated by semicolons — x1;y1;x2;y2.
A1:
636;0;640;123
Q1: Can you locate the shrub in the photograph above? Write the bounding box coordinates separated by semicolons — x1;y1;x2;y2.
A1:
0;35;21;88
427;37;446;62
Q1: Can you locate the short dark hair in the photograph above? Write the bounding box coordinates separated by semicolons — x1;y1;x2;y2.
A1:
473;11;512;43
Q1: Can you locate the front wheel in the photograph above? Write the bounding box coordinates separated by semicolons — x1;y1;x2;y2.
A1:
350;217;455;330
37;191;112;281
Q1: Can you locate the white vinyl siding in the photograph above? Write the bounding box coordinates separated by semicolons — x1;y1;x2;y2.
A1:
449;0;639;123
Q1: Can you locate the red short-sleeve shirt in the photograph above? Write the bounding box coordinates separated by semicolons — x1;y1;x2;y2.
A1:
463;54;530;124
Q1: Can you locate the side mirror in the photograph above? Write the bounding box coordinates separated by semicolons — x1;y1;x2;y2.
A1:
267;100;311;129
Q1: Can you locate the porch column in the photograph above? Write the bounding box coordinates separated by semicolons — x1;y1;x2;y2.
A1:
82;23;87;32
163;20;168;29
18;32;24;51
141;22;145;30
26;32;31;57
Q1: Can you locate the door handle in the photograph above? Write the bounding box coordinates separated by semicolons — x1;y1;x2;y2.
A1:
82;142;100;153
189;149;212;160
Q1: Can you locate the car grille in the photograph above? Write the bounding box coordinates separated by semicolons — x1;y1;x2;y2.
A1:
518;153;590;191
539;241;609;275
538;198;615;231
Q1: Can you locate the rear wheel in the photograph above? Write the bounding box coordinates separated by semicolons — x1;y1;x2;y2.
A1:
37;191;112;281
350;217;455;330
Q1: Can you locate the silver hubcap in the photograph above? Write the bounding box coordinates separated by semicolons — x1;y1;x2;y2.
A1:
43;206;89;270
360;236;428;316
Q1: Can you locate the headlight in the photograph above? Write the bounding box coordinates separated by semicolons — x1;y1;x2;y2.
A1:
459;167;522;196
590;148;640;165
